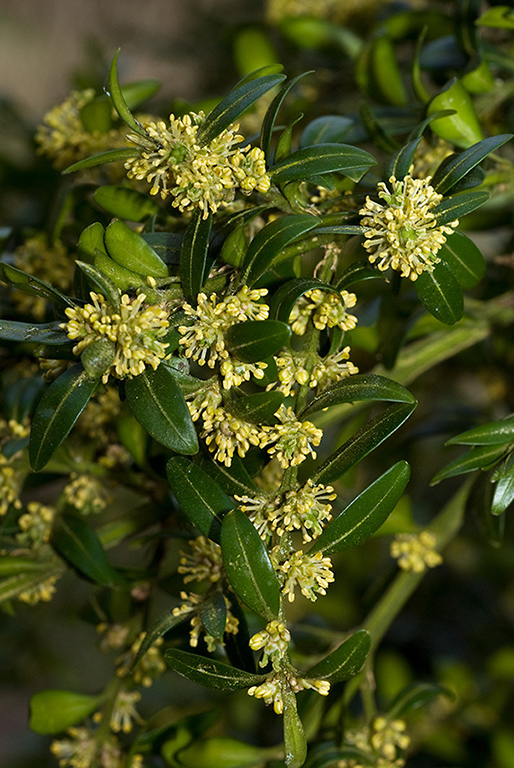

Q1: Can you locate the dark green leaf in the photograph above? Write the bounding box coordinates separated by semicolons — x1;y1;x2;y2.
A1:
105;219;168;278
260;71;313;158
415;261;463;325
93;186;160;222
0;320;66;346
233;64;285;89
336;262;383;290
79;96;112;133
0;262;74;307
437;231;486;289
220;509;280;618
431;134;513;194
225;320;291;362
77;222;107;264
51;513;125;587
383;139;422;182
225;391;285;425
200;590;227;639
121;78;161;110
492;453;514;516
311;462;411;555
313;403;416;485
305;629;371;681
125;366;198;455
310;225;364;237
269;143;376;184
447;415;514;446
107;49;146;136
167;457;233;542
359;103;399;154
199;454;259;497
180;209;213;302
76;260;120;309
301;374;416;418
29;366;99;472
141;232;182;265
165;648;264;690
269;277;334;322
131;610;190;672
63;148;140;175
431;444;507;485
299;116;354;148
387;682;455;719
197;74;286;145
242;215;318;286
432;190;490;225
30;690;103;735
283;688;307;768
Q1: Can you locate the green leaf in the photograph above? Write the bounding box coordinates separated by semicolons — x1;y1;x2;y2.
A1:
431;134;513;194
51;513;125;587
432;190;490;226
63;147;140;175
383;139;421;182
200;590;227;639
125;366;198;455
260;71;313;158
283;688;307;768
242;215;318;286
165;648;264;690
199;454;259;497
0;319;66;346
121;78;161;110
105;219;168;278
140;233;182;266
477;6;514;29
269;277;335;322
269;143;375;184
427;78;484;149
304;629;371;681
0;262;74;307
301;374;416;418
492;454;514;516
447;415;514;446
299;115;354;147
131;610;190;672
197;74;286;145
386;682;454;719
431;444;507;485
29;366;99;472
107;49;146;136
336;262;383;290
76;260;121;308
167;457;233;542
220;509;280;618
79;95;112;133
415;261;464;325
225;391;285;424
225;320;291;363
437;231;486;289
313;403;416;485
78;222;107;264
93;251;144;292
311;462;411;555
30;690;103;735
93;186;161;222
180;209;213;302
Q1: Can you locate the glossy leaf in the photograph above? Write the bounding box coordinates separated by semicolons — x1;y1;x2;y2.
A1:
299;115;354;148
427;78;483;149
415;261;463;325
107;49;146;136
200;590;227;640
77;222;107;263
220;223;247;267
301;375;416;418
383;139;421;182
165;648;264;690
431;134;513;194
131;610;190;672
125;366;198;454
269;277;334;322
447;415;514;446
311;462;411;555
93;186;160;222
63;147;140;175
93;251;144;292
51;513;125;587
197;73;286;145
225;320;291;362
121;78;161;110
141;232;182;265
167;457;233;542
336;262;383;290
105;219;168;278
369;36;408;106
0;262;74;307
260;71;313;158
283;687;307;768
76;260;121;308
180;209;213;302
226;391;285;425
220;509;280;618
437;231;486;289
433;190;490;227
313;403;416;485
242;215;318;286
199;454;259;497
29;366;99;472
30;690;103;735
305;629;371;681
269;143;375;184
492;454;514;516
0;319;65;346
387;682;454;719
431;444;507;485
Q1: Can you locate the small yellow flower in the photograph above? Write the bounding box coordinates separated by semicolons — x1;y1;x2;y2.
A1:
220;358;267;390
16;502;55;548
360;172;459;281
18;575;60;605
12;236;73;320
263;404;323;468
249;620;291;668
50;726;97;768
76;387;122;444
390;531;442;573
279;550;335;602
0;456;23;516
172;591;239;650
178;536;224;584
289;289;357;335
279;480;336;542
309;347;359;393
62;473;110;515
201;406;266;466
247;675;284;714
371;717;411;762
108;690;143;733
236;492;282;539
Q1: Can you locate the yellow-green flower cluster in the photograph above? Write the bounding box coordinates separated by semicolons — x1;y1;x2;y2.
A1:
277;550;335;602
128;634;166;688
269;347;358;397
360;172;459;281
0;418;29;516
263;404;322;468
390;531;442;573
248;672;330;714
18;575;60;605
178;536;224;584
16;502;54;549
62;474;110;515
107;690;143;734
62;292;169;381
201;406;265;466
125;112;270;218
76;388;122;444
340;717;410;768
289;289;357;336
50;726;97;768
13;236;73;320
172;591;239;651
249;620;291;669
35;89;125;171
